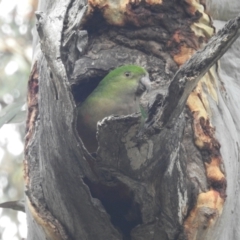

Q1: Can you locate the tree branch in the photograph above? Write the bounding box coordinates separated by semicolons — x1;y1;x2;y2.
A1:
146;14;240;132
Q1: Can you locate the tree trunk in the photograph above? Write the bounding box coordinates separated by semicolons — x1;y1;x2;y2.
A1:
25;0;240;239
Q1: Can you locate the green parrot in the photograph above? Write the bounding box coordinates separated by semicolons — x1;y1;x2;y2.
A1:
77;65;151;153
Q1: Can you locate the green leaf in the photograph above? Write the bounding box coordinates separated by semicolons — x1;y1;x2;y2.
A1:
0;101;26;129
8;110;26;124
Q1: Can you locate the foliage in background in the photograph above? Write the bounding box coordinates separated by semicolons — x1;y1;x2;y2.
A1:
0;0;37;239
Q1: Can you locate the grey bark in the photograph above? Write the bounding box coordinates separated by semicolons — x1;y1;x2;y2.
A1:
25;0;240;240
204;1;240;239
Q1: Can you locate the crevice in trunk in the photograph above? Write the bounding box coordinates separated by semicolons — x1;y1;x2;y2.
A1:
83;177;142;239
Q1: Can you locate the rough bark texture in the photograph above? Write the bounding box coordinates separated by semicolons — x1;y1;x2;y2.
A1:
25;0;240;240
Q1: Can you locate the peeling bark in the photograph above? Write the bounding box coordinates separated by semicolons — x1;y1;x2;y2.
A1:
25;0;240;240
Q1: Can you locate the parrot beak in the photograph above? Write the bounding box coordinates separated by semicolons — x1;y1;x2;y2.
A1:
137;73;151;95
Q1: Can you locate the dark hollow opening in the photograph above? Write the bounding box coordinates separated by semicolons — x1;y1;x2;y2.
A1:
83;178;142;239
71;76;103;104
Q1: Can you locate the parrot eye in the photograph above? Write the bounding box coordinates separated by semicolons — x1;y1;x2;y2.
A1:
124;71;131;77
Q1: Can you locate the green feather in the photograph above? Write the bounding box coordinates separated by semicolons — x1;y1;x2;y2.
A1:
77;65;150;152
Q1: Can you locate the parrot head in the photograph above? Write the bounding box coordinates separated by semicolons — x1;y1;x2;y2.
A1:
77;65;151;153
95;65;151;98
